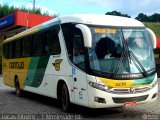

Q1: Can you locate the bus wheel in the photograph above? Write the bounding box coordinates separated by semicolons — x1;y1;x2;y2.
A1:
15;78;23;97
61;83;70;112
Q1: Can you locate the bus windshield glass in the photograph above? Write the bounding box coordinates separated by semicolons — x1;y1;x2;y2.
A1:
88;27;155;77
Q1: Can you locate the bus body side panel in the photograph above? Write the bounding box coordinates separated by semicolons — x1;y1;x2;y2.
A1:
23;56;50;95
3;57;31;89
44;55;72;99
2;55;50;96
24;56;49;87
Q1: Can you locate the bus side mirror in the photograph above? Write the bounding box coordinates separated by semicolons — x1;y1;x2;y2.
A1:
146;28;156;49
76;24;92;48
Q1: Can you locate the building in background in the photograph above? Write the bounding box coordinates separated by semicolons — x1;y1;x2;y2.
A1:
0;11;53;40
0;11;53;73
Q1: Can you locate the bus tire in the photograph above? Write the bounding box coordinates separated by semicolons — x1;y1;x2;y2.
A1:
15;77;23;97
61;83;70;112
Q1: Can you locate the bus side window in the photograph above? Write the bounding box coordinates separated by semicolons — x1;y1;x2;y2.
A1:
3;43;9;58
32;33;44;56
8;41;15;59
73;28;85;70
22;37;31;57
15;40;22;58
45;25;61;55
61;23;85;70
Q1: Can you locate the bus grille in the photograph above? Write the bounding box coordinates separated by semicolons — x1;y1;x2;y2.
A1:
112;95;149;103
109;86;151;94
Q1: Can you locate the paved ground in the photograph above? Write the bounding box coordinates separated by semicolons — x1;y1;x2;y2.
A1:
0;76;159;120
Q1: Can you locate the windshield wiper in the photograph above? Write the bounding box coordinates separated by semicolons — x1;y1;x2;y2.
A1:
111;30;148;78
111;48;130;78
112;50;148;78
111;30;131;78
129;51;148;77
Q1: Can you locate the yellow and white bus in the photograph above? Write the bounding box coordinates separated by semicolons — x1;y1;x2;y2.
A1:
2;14;158;111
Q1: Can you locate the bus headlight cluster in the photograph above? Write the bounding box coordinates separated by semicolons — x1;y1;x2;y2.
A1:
150;79;158;88
88;81;110;92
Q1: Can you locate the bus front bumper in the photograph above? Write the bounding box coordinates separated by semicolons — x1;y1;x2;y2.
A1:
87;84;158;108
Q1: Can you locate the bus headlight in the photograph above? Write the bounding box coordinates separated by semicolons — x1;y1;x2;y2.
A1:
88;81;110;92
150;79;158;88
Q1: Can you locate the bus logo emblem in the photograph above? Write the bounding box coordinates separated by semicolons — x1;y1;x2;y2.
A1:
129;88;135;93
53;59;63;71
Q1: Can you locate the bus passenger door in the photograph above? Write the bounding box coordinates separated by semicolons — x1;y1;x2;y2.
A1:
71;29;89;106
72;68;88;106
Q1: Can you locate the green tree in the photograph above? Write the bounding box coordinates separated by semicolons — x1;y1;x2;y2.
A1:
0;4;56;18
135;13;149;22
135;13;160;22
150;13;160;22
105;11;131;18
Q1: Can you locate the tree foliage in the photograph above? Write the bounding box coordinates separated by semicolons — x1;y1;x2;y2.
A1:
105;11;160;23
0;4;56;18
135;13;149;22
105;10;131;18
136;13;160;22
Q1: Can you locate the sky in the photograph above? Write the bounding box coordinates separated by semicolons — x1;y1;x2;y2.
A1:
0;0;160;18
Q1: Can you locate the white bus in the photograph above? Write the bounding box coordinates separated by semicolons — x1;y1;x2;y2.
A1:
3;14;158;112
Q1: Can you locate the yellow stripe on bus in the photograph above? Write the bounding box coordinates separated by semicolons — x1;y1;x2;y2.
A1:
3;57;31;89
97;77;147;88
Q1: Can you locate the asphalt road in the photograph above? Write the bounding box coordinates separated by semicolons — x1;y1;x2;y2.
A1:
0;76;159;120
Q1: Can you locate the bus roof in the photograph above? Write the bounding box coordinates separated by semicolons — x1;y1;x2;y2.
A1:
3;14;144;44
59;14;144;27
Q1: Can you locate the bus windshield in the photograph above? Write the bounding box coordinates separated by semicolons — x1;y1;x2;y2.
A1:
88;27;155;78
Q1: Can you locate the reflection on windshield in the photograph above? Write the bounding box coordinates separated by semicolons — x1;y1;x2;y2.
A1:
124;29;155;72
95;36;121;59
88;27;155;75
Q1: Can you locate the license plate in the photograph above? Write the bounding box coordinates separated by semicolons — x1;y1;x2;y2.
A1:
124;102;137;107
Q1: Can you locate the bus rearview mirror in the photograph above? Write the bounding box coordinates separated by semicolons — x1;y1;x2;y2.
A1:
146;28;156;49
76;24;92;48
